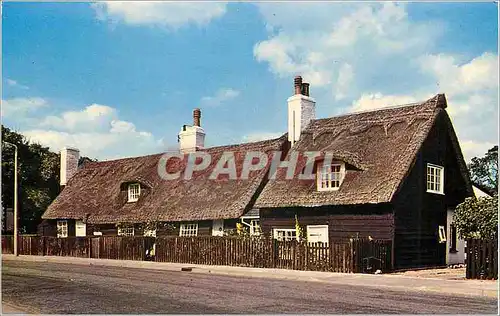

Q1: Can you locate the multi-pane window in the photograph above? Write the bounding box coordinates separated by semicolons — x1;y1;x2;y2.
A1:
317;163;344;191
118;225;134;236
180;223;198;237
57;220;68;238
273;228;298;241
273;228;298;260
427;164;444;194
128;183;141;202
144;228;157;237
250;219;261;236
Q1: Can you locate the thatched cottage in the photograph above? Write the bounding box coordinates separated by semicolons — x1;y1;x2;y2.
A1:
254;83;473;269
40;76;473;269
39;133;288;238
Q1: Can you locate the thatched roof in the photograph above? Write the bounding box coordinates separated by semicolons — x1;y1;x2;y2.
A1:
43;93;473;223
254;94;474;208
42;135;288;224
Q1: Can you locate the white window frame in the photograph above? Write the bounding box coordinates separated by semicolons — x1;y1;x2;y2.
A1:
273;228;298;241
250;219;261;236
273;228;299;260
306;225;329;245
127;183;141;202
317;162;345;192
118;224;135;236
57;220;68;238
75;220;86;237
180;223;198;237
143;228;157;237
427;164;444;194
438;225;447;243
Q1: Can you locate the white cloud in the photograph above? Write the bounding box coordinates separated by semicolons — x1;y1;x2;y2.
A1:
460;140;497;163
201;88;240;107
254;2;497;164
110;119;137;133
40;104;116;132
241;132;283;143
92;2;227;29
6;79;29;90
335;63;354;101
418;53;498;161
23;127;161;161
419;52;498;96
4;98;164;160
2;97;48;118
254;3;439;88
350;93;420;112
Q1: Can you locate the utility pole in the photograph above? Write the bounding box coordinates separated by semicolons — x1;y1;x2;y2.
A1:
3;142;18;256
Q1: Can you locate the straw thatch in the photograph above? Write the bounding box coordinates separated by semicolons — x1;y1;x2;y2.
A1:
254;94;473;208
42;135;288;224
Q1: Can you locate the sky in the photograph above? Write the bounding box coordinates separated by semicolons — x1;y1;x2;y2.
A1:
2;1;498;162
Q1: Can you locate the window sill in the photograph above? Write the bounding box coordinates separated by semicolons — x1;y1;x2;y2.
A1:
449;249;458;253
426;190;445;195
316;188;340;192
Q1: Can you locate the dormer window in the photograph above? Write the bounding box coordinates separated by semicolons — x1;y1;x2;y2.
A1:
127;183;141;202
317;162;345;191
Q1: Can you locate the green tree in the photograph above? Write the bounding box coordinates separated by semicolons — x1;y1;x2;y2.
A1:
453;196;498;240
468;145;498;195
2;125;97;233
2;126;98;233
2;126;61;233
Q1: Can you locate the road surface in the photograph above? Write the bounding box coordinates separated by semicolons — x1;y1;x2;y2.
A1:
2;260;497;314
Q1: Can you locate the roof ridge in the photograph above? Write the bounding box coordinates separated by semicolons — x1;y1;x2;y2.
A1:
86;152;164;165
201;133;287;153
85;133;287;165
314;94;441;123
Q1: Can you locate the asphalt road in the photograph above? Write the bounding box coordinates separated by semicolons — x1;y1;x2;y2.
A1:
2;261;497;314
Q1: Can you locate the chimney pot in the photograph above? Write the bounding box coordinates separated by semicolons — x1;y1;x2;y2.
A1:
179;109;205;153
294;76;303;95
288;76;316;145
301;83;310;97
193;108;201;127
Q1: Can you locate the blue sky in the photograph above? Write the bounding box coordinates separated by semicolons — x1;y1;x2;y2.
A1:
2;2;498;161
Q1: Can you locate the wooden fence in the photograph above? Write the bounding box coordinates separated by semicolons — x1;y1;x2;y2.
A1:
1;235;392;273
465;238;498;280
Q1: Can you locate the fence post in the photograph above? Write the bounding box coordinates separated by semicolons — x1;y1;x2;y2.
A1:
271;238;276;268
98;237;102;259
466;238;470;279
471;239;476;279
351;239;356;273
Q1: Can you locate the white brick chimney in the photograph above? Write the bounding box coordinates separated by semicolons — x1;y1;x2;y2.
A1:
178;108;206;153
288;76;316;144
60;147;80;187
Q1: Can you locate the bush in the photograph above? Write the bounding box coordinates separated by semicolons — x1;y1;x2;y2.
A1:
454;196;498;239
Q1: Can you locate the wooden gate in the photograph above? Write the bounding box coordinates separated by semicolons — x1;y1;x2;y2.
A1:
466;239;498;280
